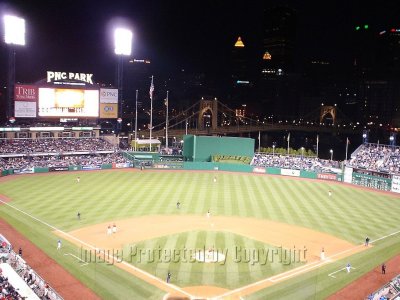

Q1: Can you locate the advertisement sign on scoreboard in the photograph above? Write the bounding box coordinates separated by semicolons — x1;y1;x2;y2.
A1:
14;85;38;101
99;103;118;118
100;88;118;104
38;88;99;117
15;101;37;117
14;85;38;118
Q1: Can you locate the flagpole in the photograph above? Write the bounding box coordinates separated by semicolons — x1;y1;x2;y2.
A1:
316;134;319;158
149;75;154;152
345;137;349;161
134;89;138;151
165;91;169;150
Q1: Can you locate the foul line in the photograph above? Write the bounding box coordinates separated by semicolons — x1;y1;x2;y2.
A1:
4;197;400;300
0;199;194;299
217;228;400;299
328;266;356;278
64;253;89;267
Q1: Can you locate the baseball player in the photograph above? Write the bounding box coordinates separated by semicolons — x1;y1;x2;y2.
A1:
320;247;325;260
76;177;80;183
107;225;112;235
328;190;332;197
346;263;351;273
207;210;211;218
113;223;117;234
57;240;62;250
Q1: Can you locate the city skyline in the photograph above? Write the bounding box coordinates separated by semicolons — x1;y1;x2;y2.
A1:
1;0;400;131
1;1;399;83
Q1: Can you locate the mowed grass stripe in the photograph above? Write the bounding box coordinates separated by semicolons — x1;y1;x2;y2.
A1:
302;180;354;240
201;231;217;285
251;176;271;219
214;231;227;287
173;172;192;214
193;174;209;216
135;172;169;216
222;174;234;216
286;180;320;228
326;186;379;241
280;179;313;227
241;175;263;219
232;176;249;217
267;177;296;224
181;172;199;214
189;231;207;284
290;180;342;236
225;232;240;288
145;172;176;215
244;236;263;282
176;231;197;286
307;182;372;241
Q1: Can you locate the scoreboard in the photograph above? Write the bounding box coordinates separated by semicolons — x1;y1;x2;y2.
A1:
352;170;391;191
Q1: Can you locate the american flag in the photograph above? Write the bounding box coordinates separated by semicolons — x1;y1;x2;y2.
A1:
149;77;154;99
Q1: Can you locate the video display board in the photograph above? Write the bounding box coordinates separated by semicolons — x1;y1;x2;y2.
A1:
38;88;99;117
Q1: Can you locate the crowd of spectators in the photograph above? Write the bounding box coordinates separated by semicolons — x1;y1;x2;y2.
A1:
7;252;61;300
0;270;23;300
251;153;340;173
347;144;400;175
367;275;400;300
0;138;115;155
0;153;130;170
0;153;129;170
0;234;61;300
0;138;131;171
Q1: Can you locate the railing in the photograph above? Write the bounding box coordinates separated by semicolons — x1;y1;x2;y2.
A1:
1;234;63;300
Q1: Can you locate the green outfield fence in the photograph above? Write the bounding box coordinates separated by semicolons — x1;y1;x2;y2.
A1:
0;156;398;195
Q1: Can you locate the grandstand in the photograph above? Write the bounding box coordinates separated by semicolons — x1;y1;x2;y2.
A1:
0;234;62;300
367;274;400;300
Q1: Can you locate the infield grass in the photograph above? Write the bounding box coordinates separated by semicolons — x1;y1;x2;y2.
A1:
1;170;400;299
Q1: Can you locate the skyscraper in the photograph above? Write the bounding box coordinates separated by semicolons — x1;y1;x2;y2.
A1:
262;6;297;77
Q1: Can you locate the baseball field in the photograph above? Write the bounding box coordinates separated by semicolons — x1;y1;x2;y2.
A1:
1;169;400;299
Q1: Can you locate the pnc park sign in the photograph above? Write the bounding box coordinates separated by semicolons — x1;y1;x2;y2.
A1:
47;71;94;84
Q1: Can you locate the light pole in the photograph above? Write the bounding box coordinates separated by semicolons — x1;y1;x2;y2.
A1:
301;147;304;157
330;149;333;161
272;142;276;155
389;133;396;147
3;15;26;121
114;27;132;134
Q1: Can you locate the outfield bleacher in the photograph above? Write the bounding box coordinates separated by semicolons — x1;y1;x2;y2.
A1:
347;143;400;175
251;153;340;173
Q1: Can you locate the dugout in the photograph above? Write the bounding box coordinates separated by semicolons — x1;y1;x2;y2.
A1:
183;135;255;162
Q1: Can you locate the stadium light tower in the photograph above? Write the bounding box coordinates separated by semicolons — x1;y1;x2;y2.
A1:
3;15;26;122
329;149;333;161
114;27;132;132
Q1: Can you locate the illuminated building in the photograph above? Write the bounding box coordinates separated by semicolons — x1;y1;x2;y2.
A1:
261;6;296;77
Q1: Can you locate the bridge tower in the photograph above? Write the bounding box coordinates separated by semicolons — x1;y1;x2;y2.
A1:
198;98;218;130
320;105;336;125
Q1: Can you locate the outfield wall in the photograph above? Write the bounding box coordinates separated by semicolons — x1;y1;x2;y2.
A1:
1;160;398;194
183;135;255;162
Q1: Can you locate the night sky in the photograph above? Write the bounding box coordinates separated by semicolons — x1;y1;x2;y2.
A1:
0;0;400;85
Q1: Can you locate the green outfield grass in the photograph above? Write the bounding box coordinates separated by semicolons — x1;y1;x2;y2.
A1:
1;170;400;299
